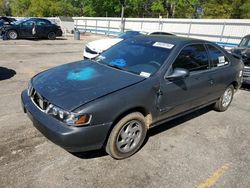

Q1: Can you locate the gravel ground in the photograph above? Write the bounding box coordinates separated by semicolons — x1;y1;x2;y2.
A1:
0;35;249;188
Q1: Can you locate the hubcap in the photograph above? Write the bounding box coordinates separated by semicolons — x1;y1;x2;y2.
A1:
48;32;55;39
9;31;17;39
222;88;233;108
116;120;143;153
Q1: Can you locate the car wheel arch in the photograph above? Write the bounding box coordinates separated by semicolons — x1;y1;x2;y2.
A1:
230;81;240;90
103;107;152;148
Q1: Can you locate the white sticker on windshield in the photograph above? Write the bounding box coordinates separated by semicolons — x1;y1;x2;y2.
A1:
140;72;151;78
153;42;174;49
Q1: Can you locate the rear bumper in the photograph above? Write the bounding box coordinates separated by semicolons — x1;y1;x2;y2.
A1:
21;90;112;152
56;29;63;37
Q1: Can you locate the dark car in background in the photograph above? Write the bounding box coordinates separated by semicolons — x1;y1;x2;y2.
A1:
231;35;250;84
2;18;62;40
22;35;243;159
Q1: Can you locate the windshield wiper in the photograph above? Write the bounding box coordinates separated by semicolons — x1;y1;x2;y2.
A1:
94;59;139;75
107;64;125;71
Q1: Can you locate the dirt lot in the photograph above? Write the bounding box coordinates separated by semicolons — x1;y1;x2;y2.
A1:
0;35;250;188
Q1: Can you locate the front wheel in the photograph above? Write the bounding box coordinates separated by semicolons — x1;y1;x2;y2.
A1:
214;85;234;112
48;32;56;40
106;112;147;159
7;30;18;40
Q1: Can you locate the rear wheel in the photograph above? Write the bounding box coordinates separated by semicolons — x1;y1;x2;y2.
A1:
48;32;56;40
106;112;147;159
214;85;234;112
7;30;18;40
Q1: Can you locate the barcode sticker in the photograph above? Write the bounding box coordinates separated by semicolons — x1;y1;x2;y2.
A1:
153;42;174;49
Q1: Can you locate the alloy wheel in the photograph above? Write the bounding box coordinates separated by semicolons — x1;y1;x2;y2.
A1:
116;120;143;153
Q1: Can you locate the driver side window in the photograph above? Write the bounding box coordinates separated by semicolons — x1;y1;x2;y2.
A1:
22;20;35;26
172;44;209;72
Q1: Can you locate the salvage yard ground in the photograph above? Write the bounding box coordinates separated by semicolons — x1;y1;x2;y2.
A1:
0;35;249;188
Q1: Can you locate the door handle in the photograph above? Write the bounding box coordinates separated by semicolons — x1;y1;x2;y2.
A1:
157;89;163;96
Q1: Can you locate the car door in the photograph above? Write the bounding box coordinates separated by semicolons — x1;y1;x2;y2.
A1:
157;44;214;120
35;20;51;38
206;44;232;98
19;20;35;38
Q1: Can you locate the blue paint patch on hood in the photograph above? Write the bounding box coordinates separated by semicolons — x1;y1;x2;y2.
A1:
67;67;97;81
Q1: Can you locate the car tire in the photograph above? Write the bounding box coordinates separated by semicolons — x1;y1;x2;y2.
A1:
7;30;18;40
214;85;234;112
106;112;147;159
48;32;56;40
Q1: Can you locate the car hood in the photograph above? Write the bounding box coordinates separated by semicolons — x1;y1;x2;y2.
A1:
231;47;250;56
32;60;145;111
86;38;123;53
232;47;250;66
1;24;13;30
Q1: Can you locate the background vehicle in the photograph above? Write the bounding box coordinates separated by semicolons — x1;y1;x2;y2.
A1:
83;31;175;59
2;18;62;40
83;31;143;59
22;36;243;159
231;35;250;84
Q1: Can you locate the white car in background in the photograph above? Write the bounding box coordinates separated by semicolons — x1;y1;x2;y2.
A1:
83;31;174;59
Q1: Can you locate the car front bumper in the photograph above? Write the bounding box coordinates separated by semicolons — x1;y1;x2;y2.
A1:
21;90;112;152
243;66;250;84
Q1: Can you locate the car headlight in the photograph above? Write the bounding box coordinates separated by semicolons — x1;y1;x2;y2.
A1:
27;81;32;96
46;104;92;126
27;81;91;126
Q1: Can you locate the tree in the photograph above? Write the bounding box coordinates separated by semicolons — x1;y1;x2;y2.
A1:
6;0;250;18
151;0;164;15
203;0;232;18
0;0;5;15
240;2;250;18
10;0;31;16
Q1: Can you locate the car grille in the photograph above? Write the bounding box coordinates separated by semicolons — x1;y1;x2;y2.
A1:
28;87;49;111
243;60;250;67
243;66;250;77
85;46;98;54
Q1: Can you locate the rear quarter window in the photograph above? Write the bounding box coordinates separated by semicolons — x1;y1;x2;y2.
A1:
207;44;230;68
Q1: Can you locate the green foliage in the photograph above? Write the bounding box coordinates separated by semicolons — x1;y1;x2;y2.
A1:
5;0;250;18
0;0;4;15
151;0;164;14
10;0;31;16
203;0;233;18
239;1;250;18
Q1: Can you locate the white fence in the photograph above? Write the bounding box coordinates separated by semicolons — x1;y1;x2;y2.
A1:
73;17;250;46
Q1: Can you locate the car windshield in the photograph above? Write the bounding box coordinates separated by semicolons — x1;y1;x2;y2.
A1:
94;38;174;77
118;31;142;39
239;36;250;48
13;19;28;25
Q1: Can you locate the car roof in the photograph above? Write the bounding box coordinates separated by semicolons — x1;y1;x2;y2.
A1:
133;35;211;46
27;18;51;22
242;34;250;38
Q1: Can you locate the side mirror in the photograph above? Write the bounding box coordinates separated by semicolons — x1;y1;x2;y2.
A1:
165;68;189;80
